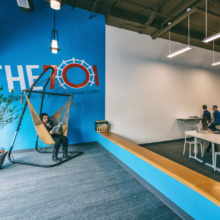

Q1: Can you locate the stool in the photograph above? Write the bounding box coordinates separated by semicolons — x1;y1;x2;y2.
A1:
214;151;220;171
183;137;204;157
199;140;206;157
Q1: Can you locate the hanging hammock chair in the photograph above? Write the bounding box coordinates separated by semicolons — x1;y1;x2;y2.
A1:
8;67;83;168
23;91;71;145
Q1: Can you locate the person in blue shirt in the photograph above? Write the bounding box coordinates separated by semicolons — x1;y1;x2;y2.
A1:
193;105;211;130
206;105;220;152
209;105;220;131
202;105;211;123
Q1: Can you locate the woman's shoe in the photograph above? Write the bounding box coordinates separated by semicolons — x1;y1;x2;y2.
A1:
52;148;62;162
62;146;69;160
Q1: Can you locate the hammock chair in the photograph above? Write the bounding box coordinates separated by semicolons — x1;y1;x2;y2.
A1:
23;91;70;146
8;67;83;167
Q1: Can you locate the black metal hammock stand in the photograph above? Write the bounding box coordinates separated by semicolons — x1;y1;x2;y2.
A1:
8;67;83;168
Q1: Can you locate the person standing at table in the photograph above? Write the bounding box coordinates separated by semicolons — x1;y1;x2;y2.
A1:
202;105;211;123
193;105;211;130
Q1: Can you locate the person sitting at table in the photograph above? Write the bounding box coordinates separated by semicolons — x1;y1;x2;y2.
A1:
193;105;211;130
206;105;220;152
209;105;220;131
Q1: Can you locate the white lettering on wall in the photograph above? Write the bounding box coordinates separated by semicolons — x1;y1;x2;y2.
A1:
26;65;42;91
5;65;26;92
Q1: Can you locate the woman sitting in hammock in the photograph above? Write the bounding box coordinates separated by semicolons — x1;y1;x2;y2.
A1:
40;113;69;162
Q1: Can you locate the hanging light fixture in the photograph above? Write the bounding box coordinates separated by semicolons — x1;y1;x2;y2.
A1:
50;10;60;54
211;61;220;66
203;33;220;43
167;8;192;58
167;46;192;58
203;0;220;43
50;0;62;10
211;41;220;66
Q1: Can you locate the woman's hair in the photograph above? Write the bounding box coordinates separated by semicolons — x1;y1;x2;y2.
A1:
40;113;49;121
202;117;209;130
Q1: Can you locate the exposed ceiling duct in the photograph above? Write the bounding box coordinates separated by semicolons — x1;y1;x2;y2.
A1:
56;0;220;52
15;0;220;53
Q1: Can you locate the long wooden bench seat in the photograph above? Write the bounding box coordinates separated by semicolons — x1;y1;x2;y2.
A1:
99;131;220;206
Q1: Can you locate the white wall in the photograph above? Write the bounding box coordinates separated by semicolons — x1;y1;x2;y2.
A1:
106;26;220;144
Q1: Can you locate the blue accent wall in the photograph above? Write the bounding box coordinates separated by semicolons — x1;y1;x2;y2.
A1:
96;133;220;220
0;2;105;150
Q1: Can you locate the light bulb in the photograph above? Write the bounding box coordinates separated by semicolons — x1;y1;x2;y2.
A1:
50;0;60;10
51;39;58;54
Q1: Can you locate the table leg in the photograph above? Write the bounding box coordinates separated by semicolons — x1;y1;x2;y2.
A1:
188;136;191;159
205;142;215;169
194;137;197;156
193;139;198;154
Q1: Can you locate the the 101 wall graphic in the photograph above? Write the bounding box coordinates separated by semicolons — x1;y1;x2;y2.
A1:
0;3;105;150
1;58;100;93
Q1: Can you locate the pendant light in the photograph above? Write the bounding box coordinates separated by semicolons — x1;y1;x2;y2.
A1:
167;8;192;58
203;0;220;43
50;10;60;54
211;41;220;66
50;0;62;10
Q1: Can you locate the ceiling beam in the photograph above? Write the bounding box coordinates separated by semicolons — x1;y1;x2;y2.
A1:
197;7;220;20
71;0;77;9
117;0;171;19
108;8;147;25
105;0;118;22
89;0;99;19
163;29;220;52
159;0;201;27
151;0;220;40
140;0;170;30
151;7;197;40
105;3;220;39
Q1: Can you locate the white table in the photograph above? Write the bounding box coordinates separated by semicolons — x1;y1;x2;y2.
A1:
185;131;220;169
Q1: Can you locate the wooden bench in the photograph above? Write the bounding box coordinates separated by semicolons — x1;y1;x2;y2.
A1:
99;131;220;206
